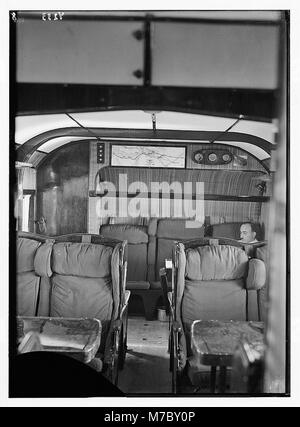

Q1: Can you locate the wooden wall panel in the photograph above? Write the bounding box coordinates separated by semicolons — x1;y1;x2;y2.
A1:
87;140;271;231
37;142;89;235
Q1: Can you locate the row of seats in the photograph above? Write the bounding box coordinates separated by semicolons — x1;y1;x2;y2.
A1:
16;227;267;392
100;219;265;319
100;219;264;287
16;232;129;384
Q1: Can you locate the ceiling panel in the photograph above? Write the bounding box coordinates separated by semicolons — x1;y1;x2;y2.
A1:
152;22;280;89
17;20;145;85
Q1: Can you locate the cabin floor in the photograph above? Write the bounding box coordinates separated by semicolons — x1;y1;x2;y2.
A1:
118;316;172;395
117;316;211;396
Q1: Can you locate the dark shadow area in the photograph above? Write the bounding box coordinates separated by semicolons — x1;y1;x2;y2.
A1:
126;348;168;363
128;294;145;316
10;352;124;398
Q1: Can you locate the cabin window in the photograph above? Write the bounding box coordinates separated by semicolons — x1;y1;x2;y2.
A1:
18;192;35;233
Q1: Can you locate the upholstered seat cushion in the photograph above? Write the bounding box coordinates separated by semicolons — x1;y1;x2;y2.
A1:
182;279;247;356
126;281;150;290
17;238;41;273
100;224;148;244
109;217;150;226
156;219;205;280
182;279;246;322
246;258;266;290
254;244;268;322
17;238;42;316
100;224;149;281
50;275;113;320
150;281;169;290
157;218;204;240
50;275;113;353
185;245;248;281
52;242;113;277
126;244;148;281
17;272;40;316
50;242;115;353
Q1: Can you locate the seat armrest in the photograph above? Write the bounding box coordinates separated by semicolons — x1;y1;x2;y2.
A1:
246;258;266;290
124;290;130;306
34;240;54;277
108;319;123;385
18;331;42;354
172;320;182;334
120;290;131;319
168;292;175;318
111;319;122;333
159;268;170;312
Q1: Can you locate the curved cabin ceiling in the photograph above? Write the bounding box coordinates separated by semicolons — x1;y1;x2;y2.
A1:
15;110;275;160
14;11;281;167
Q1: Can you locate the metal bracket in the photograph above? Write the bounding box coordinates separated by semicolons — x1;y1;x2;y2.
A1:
132;29;144;41
15;161;34;168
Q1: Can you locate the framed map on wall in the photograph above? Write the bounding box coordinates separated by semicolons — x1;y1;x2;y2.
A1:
111;145;186;168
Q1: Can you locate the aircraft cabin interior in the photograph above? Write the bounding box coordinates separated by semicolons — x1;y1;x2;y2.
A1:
11;10;288;398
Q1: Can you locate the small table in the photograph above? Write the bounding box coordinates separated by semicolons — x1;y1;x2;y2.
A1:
17;316;102;364
191;320;264;393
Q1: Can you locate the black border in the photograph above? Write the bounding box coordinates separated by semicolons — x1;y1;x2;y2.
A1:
9;9;290;400
9;9;18;397
15;10;282;26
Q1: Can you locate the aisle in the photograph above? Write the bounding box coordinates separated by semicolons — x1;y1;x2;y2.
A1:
118;317;172;395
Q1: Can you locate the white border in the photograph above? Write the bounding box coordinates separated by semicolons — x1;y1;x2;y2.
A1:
1;1;299;407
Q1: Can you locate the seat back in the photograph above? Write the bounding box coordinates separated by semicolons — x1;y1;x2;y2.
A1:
17;233;53;316
17;237;42;316
173;240;261;369
100;224;149;282
254;244;269;322
53;233;121;246
16;231;127;358
49;239;124;355
156;219;204;281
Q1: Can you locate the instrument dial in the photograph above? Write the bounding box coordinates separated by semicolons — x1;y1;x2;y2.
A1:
193;151;204;163
222;153;231;163
208;153;218;162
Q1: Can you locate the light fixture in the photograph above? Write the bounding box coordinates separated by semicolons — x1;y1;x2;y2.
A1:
143;110;162;131
255;181;267;195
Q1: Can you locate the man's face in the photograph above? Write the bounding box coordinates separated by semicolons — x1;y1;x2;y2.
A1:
240;224;256;243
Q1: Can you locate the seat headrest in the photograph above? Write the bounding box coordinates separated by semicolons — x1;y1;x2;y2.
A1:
109;217;150;226
100;224;148;244
52;242;113;278
185;244;249;281
17;238;41;273
157;219;204;239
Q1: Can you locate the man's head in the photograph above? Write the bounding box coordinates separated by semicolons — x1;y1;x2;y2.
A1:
240;222;257;243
